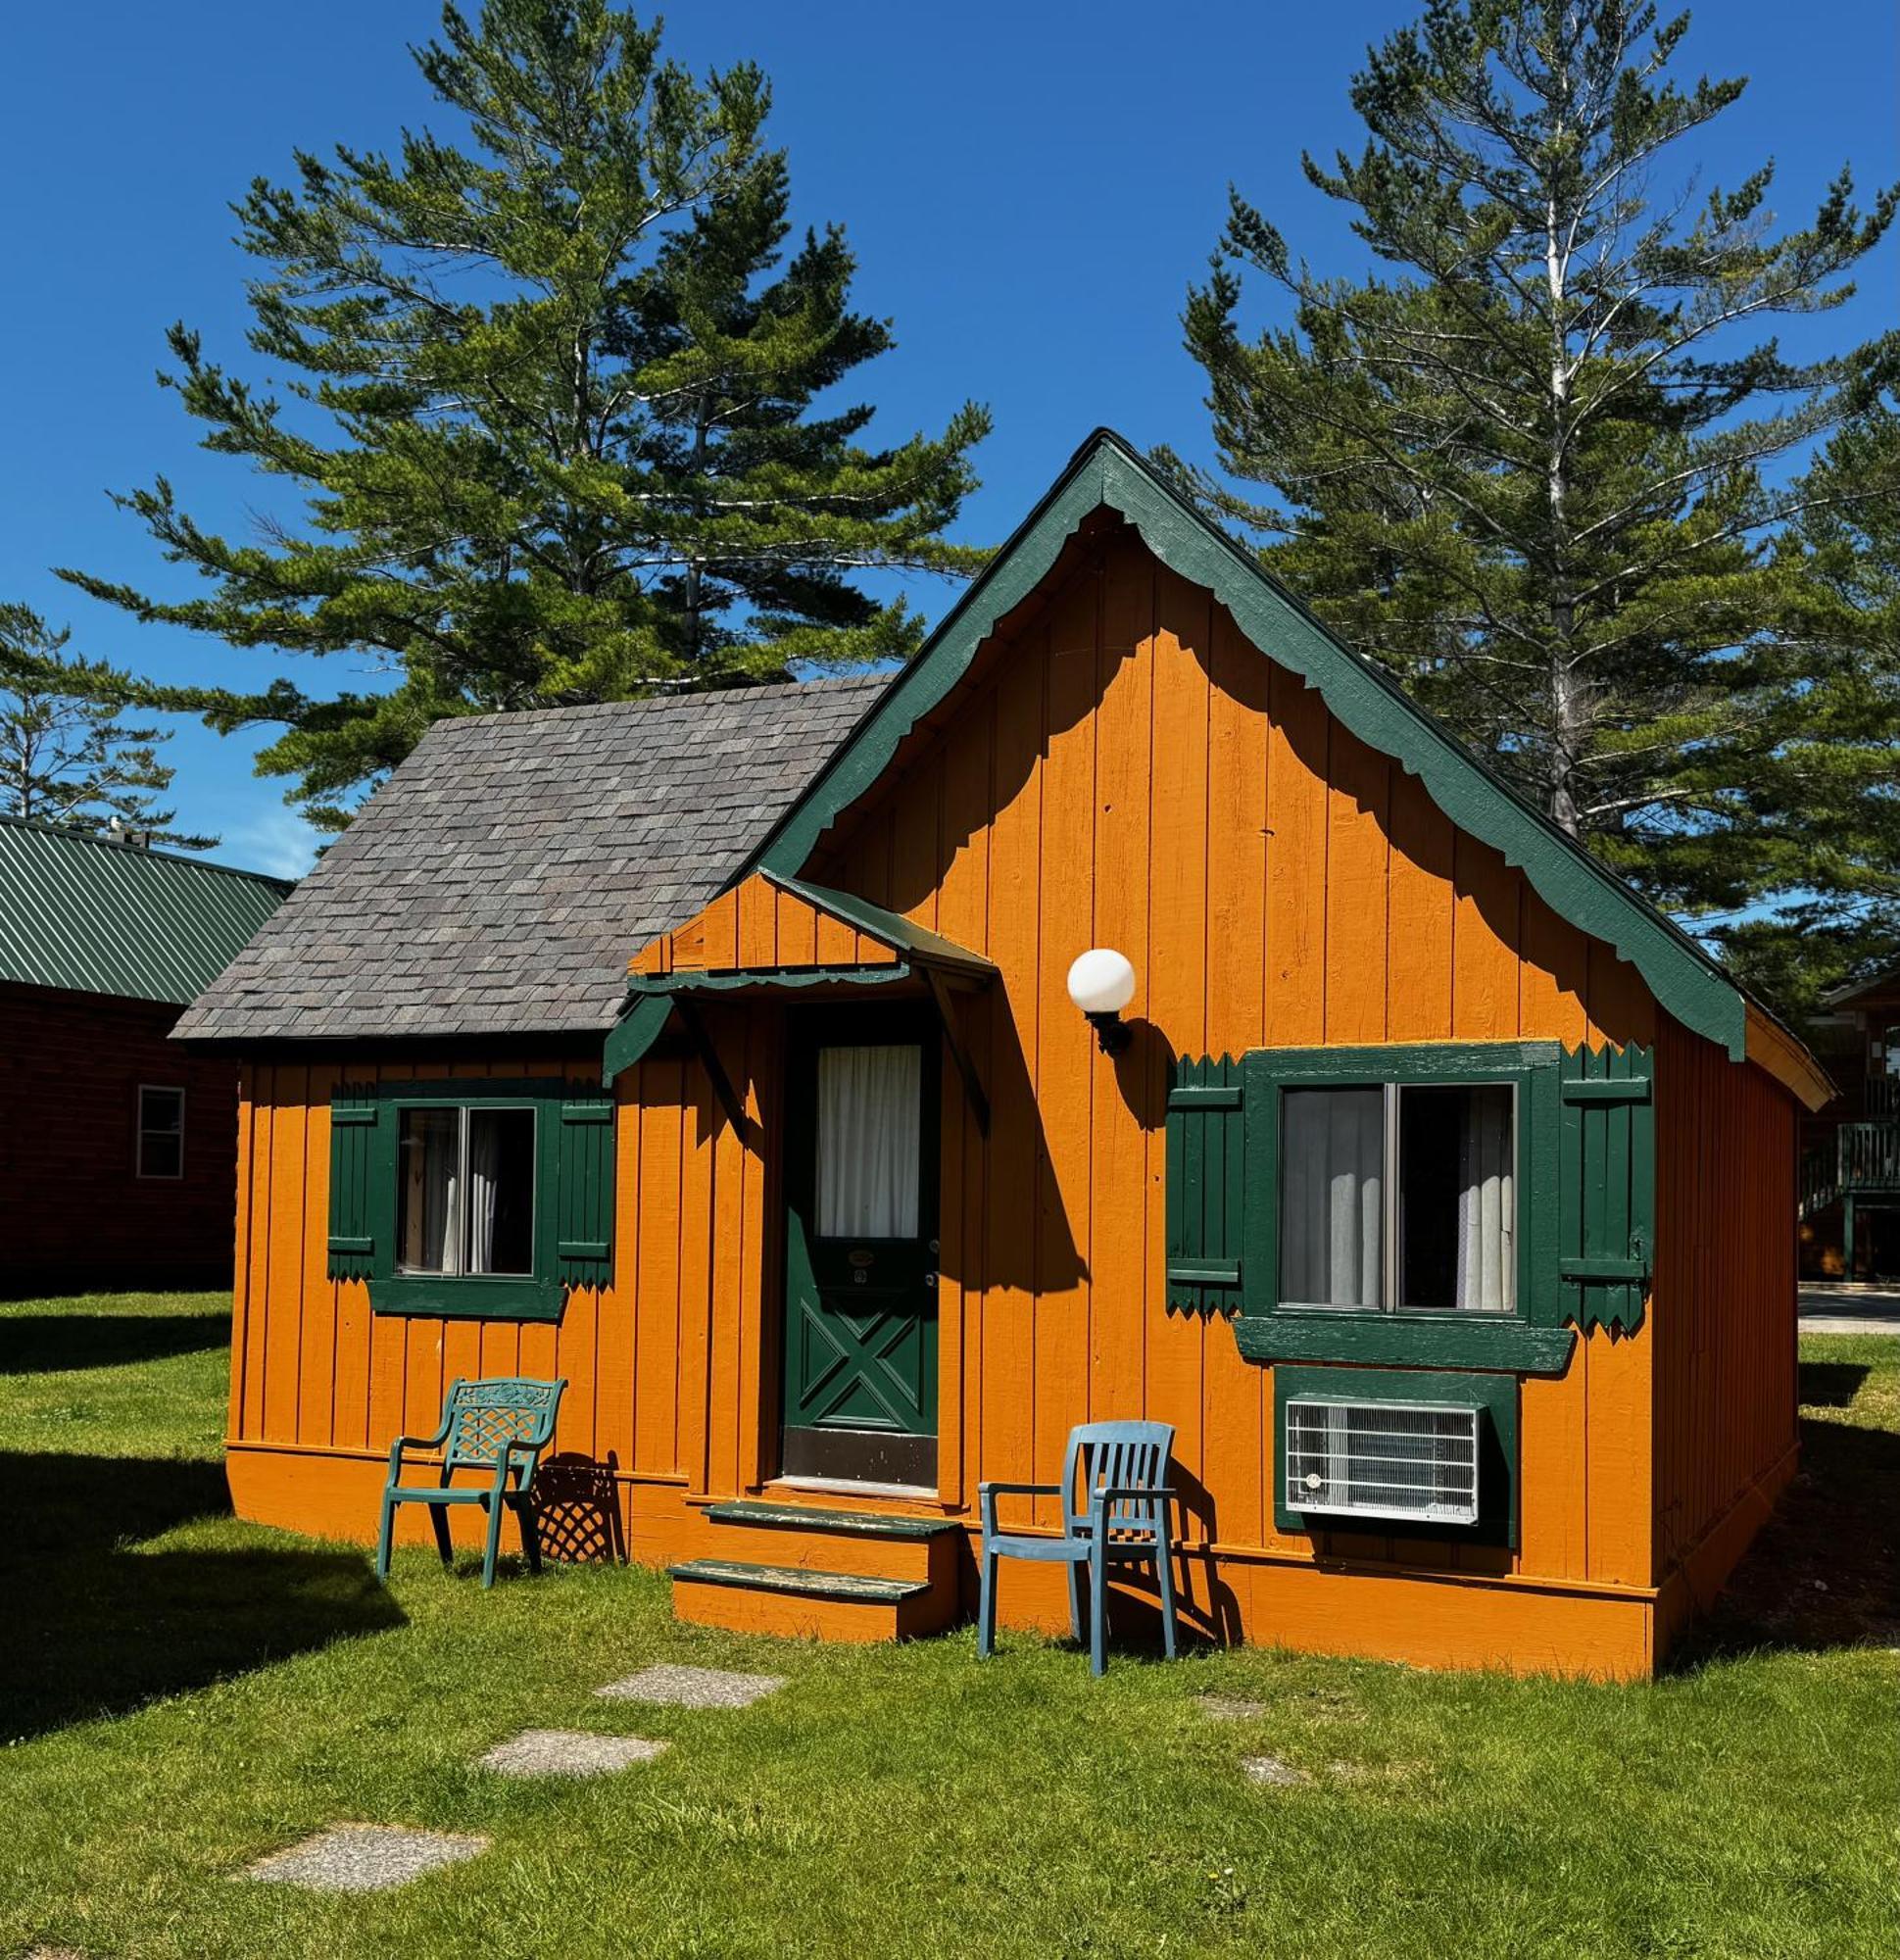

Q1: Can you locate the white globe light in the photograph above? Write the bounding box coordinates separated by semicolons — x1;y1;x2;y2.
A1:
1066;947;1137;1017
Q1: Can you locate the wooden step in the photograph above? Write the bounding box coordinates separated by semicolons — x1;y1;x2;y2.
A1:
705;1500;960;1540
698;1499;965;1586
668;1557;954;1642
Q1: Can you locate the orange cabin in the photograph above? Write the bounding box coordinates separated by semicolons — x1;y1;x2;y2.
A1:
177;432;1831;1679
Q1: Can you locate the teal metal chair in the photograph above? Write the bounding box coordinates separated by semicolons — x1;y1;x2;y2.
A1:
375;1376;566;1590
978;1419;1178;1676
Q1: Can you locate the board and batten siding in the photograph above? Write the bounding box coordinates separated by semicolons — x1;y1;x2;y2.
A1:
229;1059;599;1478
804;522;1665;1607
225;517;1799;1672
1651;1015;1801;1639
226;1038;791;1561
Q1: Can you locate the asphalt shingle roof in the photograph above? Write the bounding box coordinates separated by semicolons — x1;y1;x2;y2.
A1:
172;675;889;1044
0;817;291;1005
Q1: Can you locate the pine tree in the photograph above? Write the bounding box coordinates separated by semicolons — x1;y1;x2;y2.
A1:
1721;399;1900;1021
0;608;216;849
1174;0;1896;947
64;0;989;826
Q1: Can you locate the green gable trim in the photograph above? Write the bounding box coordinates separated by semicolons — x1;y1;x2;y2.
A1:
1272;1363;1520;1548
629;963;917;997
748;430;1747;1061
751;447;1122;888
603;992;676;1084
606;949;950;1085
763;872;999;981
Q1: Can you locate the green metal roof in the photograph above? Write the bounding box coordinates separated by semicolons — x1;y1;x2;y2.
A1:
0;817;293;1005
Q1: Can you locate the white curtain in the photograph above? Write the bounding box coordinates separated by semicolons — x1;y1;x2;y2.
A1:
465;1110;501;1274
816;1044;921;1238
401;1108;460;1274
1281;1087;1383;1307
1454;1085;1515;1312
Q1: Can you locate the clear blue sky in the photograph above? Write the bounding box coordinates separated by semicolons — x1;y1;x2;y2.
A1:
3;1;1894;876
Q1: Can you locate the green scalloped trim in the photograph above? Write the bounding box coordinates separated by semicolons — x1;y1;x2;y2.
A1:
751;430;1746;1061
604;962;924;1083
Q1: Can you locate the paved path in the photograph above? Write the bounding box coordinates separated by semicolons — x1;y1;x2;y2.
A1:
1800;1286;1900;1336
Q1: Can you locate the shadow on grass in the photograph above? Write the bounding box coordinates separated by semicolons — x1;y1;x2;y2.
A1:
1672;1411;1900;1669
0;1450;404;1741
1797;1360;1872;1408
0;1312;229;1375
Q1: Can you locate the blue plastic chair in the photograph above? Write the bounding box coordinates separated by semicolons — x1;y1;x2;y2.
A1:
375;1376;566;1589
977;1419;1177;1676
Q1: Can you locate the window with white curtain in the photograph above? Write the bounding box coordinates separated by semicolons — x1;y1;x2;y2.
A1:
1279;1082;1516;1313
397;1104;535;1276
815;1044;921;1239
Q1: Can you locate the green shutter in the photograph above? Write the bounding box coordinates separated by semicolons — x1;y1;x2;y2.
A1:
1558;1044;1654;1334
326;1087;381;1281
1165;1055;1246;1318
555;1095;616;1292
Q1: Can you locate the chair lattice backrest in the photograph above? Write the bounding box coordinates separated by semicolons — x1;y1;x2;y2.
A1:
1064;1420;1174;1542
443;1378;563;1482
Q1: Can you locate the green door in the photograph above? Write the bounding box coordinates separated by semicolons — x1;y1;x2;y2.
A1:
782;1007;940;1486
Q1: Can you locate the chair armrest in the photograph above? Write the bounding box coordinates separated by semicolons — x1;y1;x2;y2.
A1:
384;1418;452;1480
978;1481;1061;1535
1088;1484;1177;1527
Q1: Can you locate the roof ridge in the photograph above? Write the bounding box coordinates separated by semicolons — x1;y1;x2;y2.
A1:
422;671;891;737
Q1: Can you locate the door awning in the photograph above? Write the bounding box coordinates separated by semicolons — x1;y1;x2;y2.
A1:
604;870;997;1088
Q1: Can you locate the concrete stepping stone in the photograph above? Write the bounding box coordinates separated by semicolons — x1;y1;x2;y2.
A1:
480;1728;670;1778
1242;1755;1311;1788
595;1662;785;1709
243;1824;488;1892
1197;1695;1268;1722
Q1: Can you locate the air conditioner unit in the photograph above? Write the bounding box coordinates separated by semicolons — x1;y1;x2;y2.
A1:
1285;1398;1482;1527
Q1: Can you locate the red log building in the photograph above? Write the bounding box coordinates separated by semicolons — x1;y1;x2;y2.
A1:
0;818;290;1294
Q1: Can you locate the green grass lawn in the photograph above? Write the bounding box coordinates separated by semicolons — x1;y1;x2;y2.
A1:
2;1293;1895;1959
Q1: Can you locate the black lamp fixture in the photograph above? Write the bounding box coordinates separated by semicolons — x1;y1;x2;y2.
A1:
1066;947;1137;1054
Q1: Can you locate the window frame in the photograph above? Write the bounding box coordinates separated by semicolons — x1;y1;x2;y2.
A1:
365;1079;567;1320
1237;1043;1575;1376
1272;1363;1520;1547
394;1102;539;1281
135;1083;187;1181
1276;1075;1522;1317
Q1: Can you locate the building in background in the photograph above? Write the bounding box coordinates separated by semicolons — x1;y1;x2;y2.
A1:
1799;965;1900;1280
0;817;291;1294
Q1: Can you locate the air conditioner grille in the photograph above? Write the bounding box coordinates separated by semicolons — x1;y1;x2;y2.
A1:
1285;1398;1481;1526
